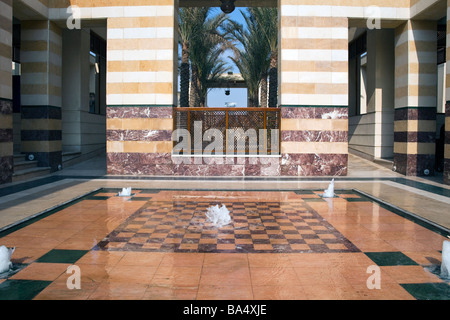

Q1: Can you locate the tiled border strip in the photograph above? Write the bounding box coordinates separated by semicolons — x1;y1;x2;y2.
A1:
2;175;450;198
0;188;102;238
353;189;450;239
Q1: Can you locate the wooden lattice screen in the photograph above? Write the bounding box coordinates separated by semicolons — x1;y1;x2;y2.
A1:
173;107;281;155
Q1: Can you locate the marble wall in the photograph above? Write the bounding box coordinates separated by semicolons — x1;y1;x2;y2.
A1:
20;20;63;172
393;20;437;176
393;107;437;176
107;106;173;175
107;105;349;177
278;3;349;176
0;0;13;184
281;107;348;176
0;99;13;184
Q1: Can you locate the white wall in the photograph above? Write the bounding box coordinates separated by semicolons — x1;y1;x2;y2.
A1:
348;29;394;160
62;28;106;155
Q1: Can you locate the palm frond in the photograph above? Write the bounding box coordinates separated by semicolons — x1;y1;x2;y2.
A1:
226;9;273;107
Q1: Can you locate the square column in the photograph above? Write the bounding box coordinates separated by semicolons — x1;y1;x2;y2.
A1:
20;20;63;171
445;1;450;185
0;0;13;184
446;102;450;184
106;1;177;175
394;20;437;176
279;2;349;176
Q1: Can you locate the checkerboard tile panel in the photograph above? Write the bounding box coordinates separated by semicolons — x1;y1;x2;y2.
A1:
96;200;359;254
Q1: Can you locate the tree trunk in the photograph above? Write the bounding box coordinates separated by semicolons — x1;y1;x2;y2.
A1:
268;51;278;108
248;90;259;108
190;64;200;108
198;78;206;108
260;72;268;108
196;70;203;107
180;42;190;108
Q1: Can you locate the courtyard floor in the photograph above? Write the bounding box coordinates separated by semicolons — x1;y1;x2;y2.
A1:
0;154;449;301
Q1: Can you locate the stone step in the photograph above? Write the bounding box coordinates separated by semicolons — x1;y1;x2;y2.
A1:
373;158;394;170
13;160;39;171
12;167;51;183
62;152;82;167
63;152;81;161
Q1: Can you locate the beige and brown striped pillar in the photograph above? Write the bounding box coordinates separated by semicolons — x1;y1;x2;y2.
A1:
20;20;63;171
394;20;437;176
279;1;349;176
445;0;450;185
106;0;177;175
0;0;13;184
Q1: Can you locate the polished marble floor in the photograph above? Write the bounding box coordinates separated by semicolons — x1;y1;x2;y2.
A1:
0;154;449;300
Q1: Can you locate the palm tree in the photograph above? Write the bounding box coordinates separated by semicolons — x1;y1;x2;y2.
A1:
249;7;278;108
260;71;268;108
193;46;230;108
178;8;206;108
188;9;229;107
227;10;271;108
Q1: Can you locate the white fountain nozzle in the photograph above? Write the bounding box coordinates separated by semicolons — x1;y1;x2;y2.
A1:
441;240;450;279
118;187;132;197
206;204;231;227
322;179;335;198
0;246;15;274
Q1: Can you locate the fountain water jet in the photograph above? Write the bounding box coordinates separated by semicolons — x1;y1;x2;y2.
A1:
0;246;15;274
118;187;132;197
441;240;450;279
205;204;231;227
322;179;335;198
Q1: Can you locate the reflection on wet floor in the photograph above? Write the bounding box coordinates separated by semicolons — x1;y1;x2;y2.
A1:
0;188;449;300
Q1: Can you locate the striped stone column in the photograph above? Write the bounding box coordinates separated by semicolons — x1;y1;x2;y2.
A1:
20;20;63;171
445;0;450;185
394;20;437;176
106;2;177;175
279;3;349;176
0;0;13;184
446;101;449;184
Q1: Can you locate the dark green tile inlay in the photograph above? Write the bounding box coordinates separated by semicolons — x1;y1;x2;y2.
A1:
137;189;161;194
303;198;326;202
334;190;357;195
36;249;88;264
345;196;371;202
85;196;110;200
401;283;450;300
128;197;152;201
0;263;28;280
92;188;119;193
365;252;419;266
0;279;51;300
294;190;316;195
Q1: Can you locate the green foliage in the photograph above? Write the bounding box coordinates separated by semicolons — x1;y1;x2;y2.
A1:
226;8;278;107
178;8;230;107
